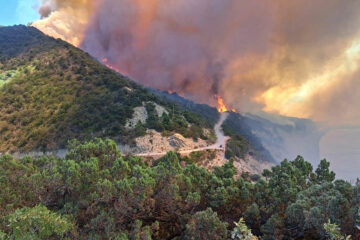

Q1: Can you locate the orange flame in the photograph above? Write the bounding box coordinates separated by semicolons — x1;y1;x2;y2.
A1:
102;58;121;73
215;95;237;113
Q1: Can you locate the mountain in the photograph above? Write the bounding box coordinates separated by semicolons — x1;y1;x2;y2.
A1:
1;25;359;240
0;25;214;152
151;90;277;166
152;88;326;167
0;25;325;173
242;112;324;164
0;25;291;178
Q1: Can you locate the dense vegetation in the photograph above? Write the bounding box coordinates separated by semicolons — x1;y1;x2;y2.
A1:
152;92;273;163
0;26;212;152
0;138;358;239
223;113;275;163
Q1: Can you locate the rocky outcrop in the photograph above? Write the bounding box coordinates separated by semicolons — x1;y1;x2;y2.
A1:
125;106;148;130
125;102;169;130
133;130;208;153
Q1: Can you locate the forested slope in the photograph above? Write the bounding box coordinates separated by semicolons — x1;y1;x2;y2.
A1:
0;26;212;152
0;139;359;239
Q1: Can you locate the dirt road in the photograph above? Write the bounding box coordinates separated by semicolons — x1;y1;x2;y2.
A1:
135;113;229;157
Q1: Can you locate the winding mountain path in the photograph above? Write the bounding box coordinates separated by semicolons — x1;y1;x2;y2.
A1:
135;113;229;157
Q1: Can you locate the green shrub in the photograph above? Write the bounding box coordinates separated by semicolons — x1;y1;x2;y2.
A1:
6;205;74;239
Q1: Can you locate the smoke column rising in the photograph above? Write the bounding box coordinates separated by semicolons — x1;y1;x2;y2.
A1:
33;0;360;125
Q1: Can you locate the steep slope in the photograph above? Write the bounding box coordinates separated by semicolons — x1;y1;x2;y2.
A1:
241;112;324;164
0;26;213;152
151;90;276;173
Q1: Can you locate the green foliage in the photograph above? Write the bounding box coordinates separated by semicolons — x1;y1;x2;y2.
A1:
6;205;74;240
243;203;260;231
134;121;147;137
0;154;46;217
130;220;159;240
356;208;360;230
285;182;354;238
225;134;249;159
180;150;213;165
231;218;258;240
315;159;336;184
324;220;352;240
0;26;211;152
184;208;228;240
222;113;275;163
260;214;285;240
0;138;359;239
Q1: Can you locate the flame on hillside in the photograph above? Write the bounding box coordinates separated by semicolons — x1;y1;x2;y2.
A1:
215;95;236;113
33;0;360;124
102;59;236;114
102;58;121;73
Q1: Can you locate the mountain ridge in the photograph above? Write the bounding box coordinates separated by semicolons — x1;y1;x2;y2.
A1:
0;25;215;152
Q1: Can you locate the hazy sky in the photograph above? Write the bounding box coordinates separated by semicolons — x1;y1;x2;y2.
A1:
0;0;39;26
33;0;360;126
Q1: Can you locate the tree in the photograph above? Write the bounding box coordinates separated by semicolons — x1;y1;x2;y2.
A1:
262;169;271;181
1;136;359;240
129;220;159;240
323;220;351;240
260;214;285;240
356;208;360;230
267;156;313;213
243;203;260;231
285;182;353;239
184;208;228;240
231;218;258;240
6;205;75;240
315;159;335;184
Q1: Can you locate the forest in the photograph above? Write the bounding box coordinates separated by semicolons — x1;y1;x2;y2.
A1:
0;138;359;239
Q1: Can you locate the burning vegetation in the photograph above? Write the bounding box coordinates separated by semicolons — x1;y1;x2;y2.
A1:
215;95;236;113
33;0;360;124
101;57;236;114
102;58;121;73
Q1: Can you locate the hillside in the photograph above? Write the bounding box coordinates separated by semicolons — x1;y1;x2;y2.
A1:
0;139;359;239
151;90;276;172
0;26;359;240
0;25;214;152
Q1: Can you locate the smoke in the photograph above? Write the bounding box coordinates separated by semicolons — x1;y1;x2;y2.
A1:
33;0;360;125
33;0;96;46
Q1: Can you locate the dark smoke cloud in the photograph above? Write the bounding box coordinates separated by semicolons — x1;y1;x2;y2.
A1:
38;4;52;18
33;0;360;124
80;0;275;105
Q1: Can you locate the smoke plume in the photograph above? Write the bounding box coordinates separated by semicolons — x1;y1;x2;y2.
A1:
33;0;360;125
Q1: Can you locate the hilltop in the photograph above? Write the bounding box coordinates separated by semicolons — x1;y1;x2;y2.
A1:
0;25;214;152
0;25;277;176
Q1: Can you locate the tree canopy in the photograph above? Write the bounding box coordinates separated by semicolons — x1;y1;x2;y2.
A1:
0;138;359;239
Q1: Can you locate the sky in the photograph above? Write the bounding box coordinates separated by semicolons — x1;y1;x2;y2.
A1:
0;0;39;26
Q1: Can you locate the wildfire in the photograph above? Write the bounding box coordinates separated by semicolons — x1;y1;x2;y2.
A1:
102;58;121;73
101;58;237;114
215;95;237;113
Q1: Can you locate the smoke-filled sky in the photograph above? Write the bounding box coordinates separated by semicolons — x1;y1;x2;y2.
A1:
33;0;360;125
